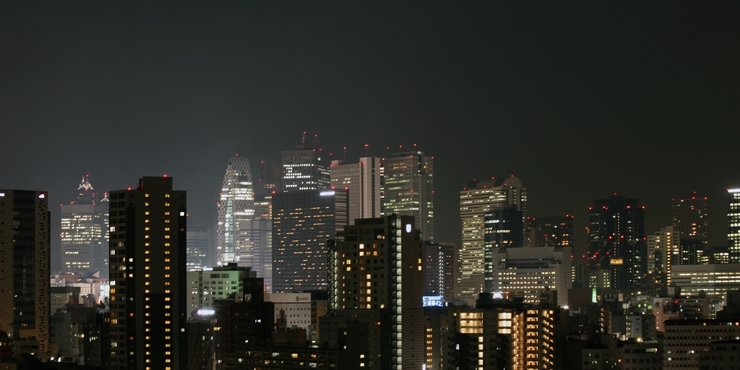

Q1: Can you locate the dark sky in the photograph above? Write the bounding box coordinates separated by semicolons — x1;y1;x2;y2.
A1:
2;2;739;270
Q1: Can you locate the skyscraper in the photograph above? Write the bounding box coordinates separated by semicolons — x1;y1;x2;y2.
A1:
459;176;526;303
525;215;574;248
672;192;708;245
483;205;524;291
272;189;347;292
327;215;424;370
108;177;187;370
217;155;255;266
281;134;331;192
423;242;457;302
729;188;740;263
381;150;434;241
587;194;646;290
186;224;213;271
0;189;51;356
235;220;273;292
330;156;381;224
646;226;680;295
61;176;110;278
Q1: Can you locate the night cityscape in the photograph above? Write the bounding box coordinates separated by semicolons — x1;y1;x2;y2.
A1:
2;2;740;370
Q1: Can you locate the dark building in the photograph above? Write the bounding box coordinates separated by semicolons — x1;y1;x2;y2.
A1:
587;194;646;291
280;134;331;192
108;177;187;370
671;192;708;245
423;242;456;302
483;204;523;291
728;189;740;263
0;189;51;356
327;215;425;370
272;189;347;293
525;215;574;248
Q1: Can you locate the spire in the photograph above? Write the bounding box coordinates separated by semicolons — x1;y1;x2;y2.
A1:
75;175;96;204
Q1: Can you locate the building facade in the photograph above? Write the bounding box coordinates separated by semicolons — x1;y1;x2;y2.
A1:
423;242;457;302
272;189;347;292
281;136;331;192
587;194;646;291
0;189;51;356
108;177;187;370
186;225;213;271
381;150;434;242
217;155;255;266
459;176;527;303
492;246;572;307
672;192;708;245
728;188;740;263
524;215;574;248
61;176;110;278
328;215;425;370
330;156;381;224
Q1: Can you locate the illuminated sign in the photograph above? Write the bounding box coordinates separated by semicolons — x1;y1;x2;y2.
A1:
610;258;624;265
422;296;444;307
406;224;412;233
319;191;335;196
197;309;215;316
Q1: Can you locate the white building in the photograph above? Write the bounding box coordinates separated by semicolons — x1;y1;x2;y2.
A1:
264;293;312;339
492;246;571;307
187;264;257;313
671;264;740;306
330;157;381;224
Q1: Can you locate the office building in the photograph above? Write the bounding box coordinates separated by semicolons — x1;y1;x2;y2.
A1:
328;215;425;370
187;264;257;313
671;263;740;302
484;205;524;291
272;189;347;292
423;242;457;302
729;188;740;263
646;226;680;294
492;246;572;307
108;176;187;370
459;176;526;304
587;194;646;291
235;219;272;291
524;215;574;248
381;150;434;241
330;156;381;224
263;293;312;338
663;319;740;370
672;191;708;245
217;155;255;265
186;225;213;271
281;134;331;192
254;160;281;198
0;189;51;356
61;176;110;278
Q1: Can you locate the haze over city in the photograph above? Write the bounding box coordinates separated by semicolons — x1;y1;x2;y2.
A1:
3;3;739;262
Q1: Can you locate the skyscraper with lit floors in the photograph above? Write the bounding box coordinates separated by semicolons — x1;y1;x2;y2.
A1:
0;189;51;356
61;175;110;278
217;155;255;266
108;177;187;370
381;150;434;242
330;156;381;224
728;188;740;263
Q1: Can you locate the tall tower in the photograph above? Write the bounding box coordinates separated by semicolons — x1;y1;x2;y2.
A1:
186;225;213;271
525;215;574;248
108;177;187;370
328;215;424;370
0;189;51;356
61;175;110;278
587;194;646;290
672;192;708;246
729;188;740;263
458;176;526;303
272;189;348;292
217;155;255;266
281;133;331;192
646;226;680;295
330;156;382;224
381;150;434;241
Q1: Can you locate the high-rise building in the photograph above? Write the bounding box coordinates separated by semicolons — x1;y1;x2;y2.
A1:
236;219;272;292
524;215;574;248
108;177;187;370
459;176;526;303
423;242;457;302
217;155;255;266
381;150;434;241
281;134;331;192
492;246;572;307
672;192;708;245
0;189;51;356
61;176;110;278
646;226;680;294
186;225;213;271
255;160;281;198
728;188;740;263
587;194;646;291
327;215;424;370
330;157;381;224
272;189;347;293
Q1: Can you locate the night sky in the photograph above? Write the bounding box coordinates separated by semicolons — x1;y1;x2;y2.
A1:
2;3;739;271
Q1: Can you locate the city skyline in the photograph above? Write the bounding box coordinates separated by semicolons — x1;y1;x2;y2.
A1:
2;3;739;268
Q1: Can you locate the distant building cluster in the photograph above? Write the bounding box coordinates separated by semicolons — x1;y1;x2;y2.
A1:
2;136;740;369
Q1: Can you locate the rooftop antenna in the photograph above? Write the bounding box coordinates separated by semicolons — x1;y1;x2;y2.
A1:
343;146;347;160
364;144;369;156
